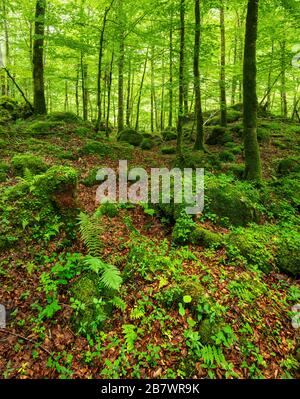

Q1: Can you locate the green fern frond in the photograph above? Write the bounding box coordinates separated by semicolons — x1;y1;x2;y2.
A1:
110;296;126;311
100;263;123;291
78;212;103;256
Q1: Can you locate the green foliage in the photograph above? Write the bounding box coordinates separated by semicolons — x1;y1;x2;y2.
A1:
11;154;48;176
277;156;300;176
79;140;112;157
162;128;177;141
161;146;176;154
0;161;9;182
276;231;300;276
96;202;119;218
78;212;103;256
219;150;236;162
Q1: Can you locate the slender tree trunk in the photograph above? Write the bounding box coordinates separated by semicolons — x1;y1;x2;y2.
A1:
33;0;47;114
265;39;274;112
64;80;68;111
81;52;88;121
160;52;165;131
126;59;131;127
169;11;173;128
150;47;155;133
193;0;205;151
1;0;9;95
75;62;79;116
106;51;114;136
243;0;262;181
118;0;125;132
96;1;114;131
280;40;288;118
135;49;149;131
176;0;185;157
219;0;227;126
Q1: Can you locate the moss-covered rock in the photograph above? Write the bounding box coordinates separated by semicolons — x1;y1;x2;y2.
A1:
118;128;143;146
198;319;218;345
190;226;223;248
276;232;300;276
12;154;48;176
219;150;236;162
46;112;82;123
79;140;111;157
140;138;154;150
206;176;261;226
179;279;205;308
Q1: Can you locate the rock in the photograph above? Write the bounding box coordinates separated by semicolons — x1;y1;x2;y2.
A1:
118;128;143;146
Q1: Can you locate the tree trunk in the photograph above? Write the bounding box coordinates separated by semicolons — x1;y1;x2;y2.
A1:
168;11;173;128
81;52;88;121
219;1;227;126
280;40;288;118
193;0;205;151
160;52;165;131
106;51;114;136
96;1;114;131
243;0;262;181
176;0;185;157
117;0;125;132
150;47;155;133
33;0;47;115
135;49;149;131
126;58;131;127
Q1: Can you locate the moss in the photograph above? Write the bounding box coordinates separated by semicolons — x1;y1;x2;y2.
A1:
227;227;275;273
179;279;205;308
140;138;154;150
226;109;242;123
74;126;93;138
276;232;300;277
190;226;223;248
156;285;184;308
198;319;218;345
206;176;261;226
32;165;78;207
117;128;143;146
257;127;271;142
79;140;111;157
69;273;104;334
161;146;176;155
12;154;48;176
206;126;226;145
29;120;65;135
46;112;82;123
277;157;300;176
162;128;177;141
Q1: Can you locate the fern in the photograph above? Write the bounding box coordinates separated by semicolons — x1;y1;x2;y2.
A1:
200;345;226;368
78;212;103;256
110;296;126;311
84;256;123;291
122;324;137;351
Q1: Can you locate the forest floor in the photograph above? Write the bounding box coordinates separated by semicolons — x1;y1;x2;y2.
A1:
0;107;299;379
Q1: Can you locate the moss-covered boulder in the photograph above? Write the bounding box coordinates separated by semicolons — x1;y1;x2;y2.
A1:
206;176;261;226
118;128;143;146
190;226;223;248
198;319;218;345
79;140;112;157
12;154;48;176
46;112;82;124
276;232;300;277
140;138;154;150
179;279;206;309
161;146;176;155
33;165;78;209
